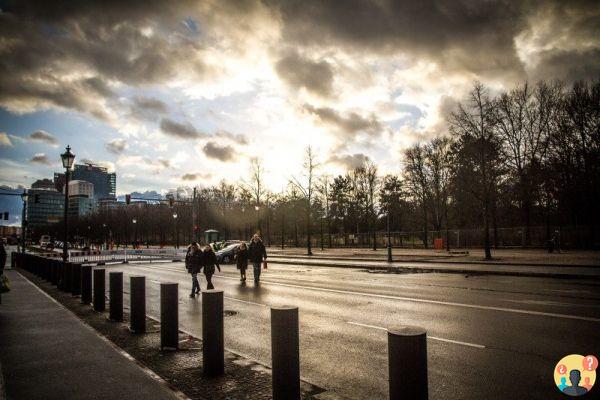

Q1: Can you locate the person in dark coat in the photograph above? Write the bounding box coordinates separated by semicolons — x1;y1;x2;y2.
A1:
185;242;202;298
235;242;249;282
248;234;267;283
202;245;221;290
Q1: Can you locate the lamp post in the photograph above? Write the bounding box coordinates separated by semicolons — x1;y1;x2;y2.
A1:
255;204;260;235
20;190;28;254
387;206;393;263
132;218;137;248
172;211;178;249
60;145;75;262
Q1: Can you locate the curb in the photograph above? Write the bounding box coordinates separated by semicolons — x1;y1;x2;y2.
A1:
268;259;600;280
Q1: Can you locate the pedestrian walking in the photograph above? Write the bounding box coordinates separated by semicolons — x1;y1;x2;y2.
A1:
248;234;267;283
202;245;221;290
235;242;249;282
185;242;202;298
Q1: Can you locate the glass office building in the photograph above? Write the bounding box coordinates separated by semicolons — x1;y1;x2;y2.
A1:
26;188;64;228
71;164;116;199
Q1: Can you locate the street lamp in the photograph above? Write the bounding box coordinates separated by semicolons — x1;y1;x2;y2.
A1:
387;206;392;263
172;211;178;249
60;145;75;262
20;190;28;254
132;218;137;248
255;204;260;235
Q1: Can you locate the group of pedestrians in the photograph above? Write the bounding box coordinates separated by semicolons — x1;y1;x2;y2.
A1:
185;242;221;298
185;234;267;297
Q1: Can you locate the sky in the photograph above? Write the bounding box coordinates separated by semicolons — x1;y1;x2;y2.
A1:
1;0;599;213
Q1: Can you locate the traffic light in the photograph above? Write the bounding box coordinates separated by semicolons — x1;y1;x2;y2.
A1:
3;212;8;220
193;225;199;232
125;194;131;205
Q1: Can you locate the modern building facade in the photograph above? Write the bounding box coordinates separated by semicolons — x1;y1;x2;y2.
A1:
26;188;64;228
71;163;116;199
68;195;95;217
68;180;94;198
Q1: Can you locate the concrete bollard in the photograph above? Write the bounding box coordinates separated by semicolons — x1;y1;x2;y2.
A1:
71;263;82;296
51;260;59;285
160;283;179;350
271;306;300;400
64;263;73;293
81;265;92;304
129;276;146;333
57;262;65;290
93;269;106;312
388;326;428;400
109;272;123;321
202;290;224;376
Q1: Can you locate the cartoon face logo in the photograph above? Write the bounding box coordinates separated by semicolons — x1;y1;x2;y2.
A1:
555;355;597;397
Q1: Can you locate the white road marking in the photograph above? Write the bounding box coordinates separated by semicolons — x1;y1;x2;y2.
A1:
224;296;268;307
347;321;486;349
120;263;600;323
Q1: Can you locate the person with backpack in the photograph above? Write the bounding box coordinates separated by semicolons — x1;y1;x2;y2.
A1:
185;242;202;298
202;245;221;290
248;234;267;283
235;242;249;282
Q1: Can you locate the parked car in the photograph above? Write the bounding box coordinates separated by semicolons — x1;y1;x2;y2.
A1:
215;242;245;264
40;235;51;248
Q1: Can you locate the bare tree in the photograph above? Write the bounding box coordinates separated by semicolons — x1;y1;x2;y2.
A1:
290;146;319;255
404;143;430;248
317;174;333;248
240;158;266;234
425;137;453;250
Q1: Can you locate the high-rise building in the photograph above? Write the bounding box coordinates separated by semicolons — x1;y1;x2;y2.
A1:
26;188;64;228
68;196;95;217
31;178;55;190
68;180;94;198
71;163;116;199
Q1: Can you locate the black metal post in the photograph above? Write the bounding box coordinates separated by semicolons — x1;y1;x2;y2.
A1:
93;268;105;312
20;193;27;254
63;168;70;262
71;263;81;296
81;265;92;304
387;210;393;263
271;306;300;400
109;272;123;321
202;290;224;376
130;276;146;333
64;262;73;292
388;326;428;400
160;282;178;350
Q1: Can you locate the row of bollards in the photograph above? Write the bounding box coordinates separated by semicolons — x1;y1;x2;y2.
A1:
12;251;428;400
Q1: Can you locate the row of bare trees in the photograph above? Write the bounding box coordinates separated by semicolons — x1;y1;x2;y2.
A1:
36;80;599;256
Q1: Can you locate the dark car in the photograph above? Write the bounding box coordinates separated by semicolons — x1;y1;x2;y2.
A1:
215;243;244;264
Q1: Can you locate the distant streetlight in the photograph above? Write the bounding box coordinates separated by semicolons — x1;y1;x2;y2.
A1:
20;190;28;254
132;218;137;247
255;204;260;234
172;211;178;249
387;206;392;263
60;145;75;262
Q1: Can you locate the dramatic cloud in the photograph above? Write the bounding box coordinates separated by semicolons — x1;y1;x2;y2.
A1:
29;130;58;146
181;173;199;181
328;153;370;169
215;130;248;145
275;51;334;97
105;138;128;154
0;133;12;147
303;104;383;136
160;118;204;139
202;141;235;162
30;153;51;165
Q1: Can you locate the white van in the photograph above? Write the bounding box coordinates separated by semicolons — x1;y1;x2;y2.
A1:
40;235;51;248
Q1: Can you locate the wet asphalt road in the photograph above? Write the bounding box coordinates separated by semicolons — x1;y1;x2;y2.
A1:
96;261;600;400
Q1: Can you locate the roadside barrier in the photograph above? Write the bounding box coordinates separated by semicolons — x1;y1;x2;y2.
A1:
129;276;146;333
388;326;428;400
202;290;224;376
81;265;92;304
271;306;301;400
160;282;179;350
93;269;105;312
109;272;123;322
12;251;431;400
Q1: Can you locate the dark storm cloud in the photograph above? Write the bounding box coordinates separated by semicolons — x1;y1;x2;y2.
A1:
0;0;206;118
105;138;128;154
531;49;600;83
202;141;234;162
160;118;205;139
270;0;600;81
303;104;383;136
327;153;370;169
275;51;334;96
29;130;58;145
30;153;51;165
215;130;248;145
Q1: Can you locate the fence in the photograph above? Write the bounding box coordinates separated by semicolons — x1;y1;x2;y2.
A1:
26;248;187;264
269;225;597;249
